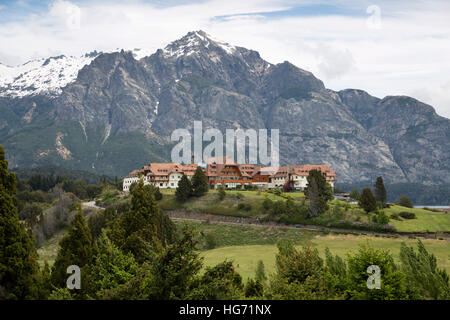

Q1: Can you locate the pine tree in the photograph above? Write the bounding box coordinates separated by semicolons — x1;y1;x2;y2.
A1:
191;166;209;197
304;170;333;202
176;174;192;202
359;188;377;213
0;144;41;299
89;231;138;297
255;260;267;282
373;176;387;206
111;181;176;261
306;176;321;217
400;240;450;299
51;205;94;289
304;170;332;217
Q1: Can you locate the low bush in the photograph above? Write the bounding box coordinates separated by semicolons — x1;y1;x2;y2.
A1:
237;203;252;211
422;207;441;212
398;211;416;219
390;213;402;221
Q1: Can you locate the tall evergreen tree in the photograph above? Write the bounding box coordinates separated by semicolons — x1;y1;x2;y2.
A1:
51;206;94;289
400;240;450;299
304;170;332;217
359;188;377;213
89;231;138;298
110;181;176;261
373;176;387;206
0;145;41;299
175;175;192;202
191;166;209;197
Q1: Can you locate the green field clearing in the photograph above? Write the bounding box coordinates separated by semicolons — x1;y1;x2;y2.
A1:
175;220;315;247
202;235;450;280
162;189;450;232
385;205;450;232
158;189;303;217
36;229;66;267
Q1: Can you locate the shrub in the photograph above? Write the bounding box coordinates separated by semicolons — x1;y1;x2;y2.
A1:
397;195;414;208
372;210;390;225
205;233;217;250
359;188;377;213
390;213;401;221
238;203;252;211
217;187;226;201
154;187;163;201
423;207;441;212
262;198;273;211
349;189;360;201
398;211;416;219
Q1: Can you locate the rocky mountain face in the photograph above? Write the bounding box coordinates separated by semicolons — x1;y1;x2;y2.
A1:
0;31;449;184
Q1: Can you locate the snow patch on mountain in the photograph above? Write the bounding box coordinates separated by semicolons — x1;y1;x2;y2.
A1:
0;53;99;98
130;48;155;60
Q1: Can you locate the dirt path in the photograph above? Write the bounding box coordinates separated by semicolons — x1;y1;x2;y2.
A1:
166;210;450;241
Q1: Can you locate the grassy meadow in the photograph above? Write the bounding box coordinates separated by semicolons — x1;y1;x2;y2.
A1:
385;205;450;232
177;220;450;280
201;235;450;280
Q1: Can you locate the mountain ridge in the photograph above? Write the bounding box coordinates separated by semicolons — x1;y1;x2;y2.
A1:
0;30;449;184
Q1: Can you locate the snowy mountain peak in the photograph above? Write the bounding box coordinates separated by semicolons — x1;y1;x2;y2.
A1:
162;30;236;58
0;32;238;98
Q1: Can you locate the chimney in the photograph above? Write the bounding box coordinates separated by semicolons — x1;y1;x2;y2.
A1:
191;154;195;164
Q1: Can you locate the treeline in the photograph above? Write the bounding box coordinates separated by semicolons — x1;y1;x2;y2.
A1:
14;165;115;185
336;182;450;206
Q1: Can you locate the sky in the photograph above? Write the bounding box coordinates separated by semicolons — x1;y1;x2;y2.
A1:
0;0;449;118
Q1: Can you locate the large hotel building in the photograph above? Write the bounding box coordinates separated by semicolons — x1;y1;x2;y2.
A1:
122;157;337;192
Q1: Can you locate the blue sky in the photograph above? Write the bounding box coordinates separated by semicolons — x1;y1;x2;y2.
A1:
0;0;390;22
0;0;449;118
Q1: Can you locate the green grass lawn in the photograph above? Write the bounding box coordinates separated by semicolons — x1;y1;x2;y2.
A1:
158;189;298;217
175;220;315;248
385;205;450;232
162;189;450;233
202;235;450;280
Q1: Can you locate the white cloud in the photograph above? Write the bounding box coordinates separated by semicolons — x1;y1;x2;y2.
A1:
409;81;450;119
0;0;449;118
49;0;81;30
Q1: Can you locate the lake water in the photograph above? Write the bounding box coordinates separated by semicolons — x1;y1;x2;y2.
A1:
414;205;450;209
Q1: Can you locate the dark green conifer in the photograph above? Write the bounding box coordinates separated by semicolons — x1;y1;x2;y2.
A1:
0;145;40;299
374;176;387;206
191;167;209;197
51;205;94;289
176;174;192;202
359;188;377;213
